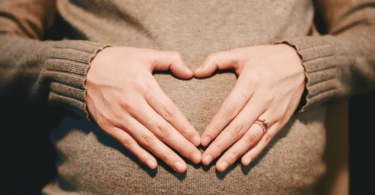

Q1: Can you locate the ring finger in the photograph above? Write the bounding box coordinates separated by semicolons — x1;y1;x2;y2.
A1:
241;121;280;166
122;115;188;173
215;115;274;172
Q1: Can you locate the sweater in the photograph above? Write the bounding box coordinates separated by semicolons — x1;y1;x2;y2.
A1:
1;0;375;194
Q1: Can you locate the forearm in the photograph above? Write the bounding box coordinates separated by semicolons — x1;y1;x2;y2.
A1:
0;36;107;118
282;0;375;111
0;0;109;118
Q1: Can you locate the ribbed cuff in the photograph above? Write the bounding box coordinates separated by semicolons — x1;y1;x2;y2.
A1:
45;40;109;119
277;36;340;112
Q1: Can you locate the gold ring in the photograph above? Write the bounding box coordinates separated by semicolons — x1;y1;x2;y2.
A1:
255;119;269;133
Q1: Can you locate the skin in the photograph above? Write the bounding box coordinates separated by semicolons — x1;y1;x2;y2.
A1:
195;44;306;172
86;47;201;173
86;44;305;173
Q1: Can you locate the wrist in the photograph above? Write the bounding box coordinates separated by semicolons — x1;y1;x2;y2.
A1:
274;43;307;113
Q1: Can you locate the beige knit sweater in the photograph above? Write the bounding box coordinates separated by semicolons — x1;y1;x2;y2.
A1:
1;0;375;194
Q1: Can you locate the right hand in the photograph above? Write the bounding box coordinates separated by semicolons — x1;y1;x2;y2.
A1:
86;47;201;173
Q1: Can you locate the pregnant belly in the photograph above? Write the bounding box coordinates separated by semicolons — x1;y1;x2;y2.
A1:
47;73;327;195
154;72;237;134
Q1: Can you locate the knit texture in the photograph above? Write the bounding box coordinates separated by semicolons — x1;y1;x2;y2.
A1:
1;0;375;194
0;37;108;118
46;41;108;118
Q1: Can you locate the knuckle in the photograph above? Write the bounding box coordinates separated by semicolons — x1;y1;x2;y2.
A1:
153;122;171;140
223;103;239;119
189;131;197;141
178;126;197;142
276;108;287;119
160;103;176;120
212;143;225;154
264;94;274;105
159;150;174;163
139;134;155;149
264;133;273;143
118;136;133;149
182;129;196;143
204;126;223;141
119;100;133;113
108;113;129;129
230;124;246;138
248;73;261;86
228;150;241;162
245;132;260;145
237;87;250;100
131;76;149;94
211;125;223;135
143;87;154;100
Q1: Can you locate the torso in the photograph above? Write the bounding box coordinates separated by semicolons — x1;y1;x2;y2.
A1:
44;1;327;194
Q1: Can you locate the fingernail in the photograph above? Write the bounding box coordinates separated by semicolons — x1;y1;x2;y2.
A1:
174;161;186;173
219;161;228;171
192;152;201;164
185;67;194;75
146;159;156;169
202;137;211;146
195;66;203;72
193;136;201;147
203;155;212;165
243;157;252;166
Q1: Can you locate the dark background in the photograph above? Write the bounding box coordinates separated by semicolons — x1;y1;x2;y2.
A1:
349;91;375;194
1;11;374;195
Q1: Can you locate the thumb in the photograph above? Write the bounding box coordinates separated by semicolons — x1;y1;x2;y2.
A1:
194;51;238;78
152;51;193;79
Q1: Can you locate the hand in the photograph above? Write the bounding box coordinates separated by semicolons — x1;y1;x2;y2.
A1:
194;44;305;172
86;47;201;173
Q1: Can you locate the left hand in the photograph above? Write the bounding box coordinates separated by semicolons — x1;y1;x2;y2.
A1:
194;44;305;172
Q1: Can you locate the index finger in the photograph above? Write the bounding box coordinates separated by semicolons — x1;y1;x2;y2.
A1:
144;76;201;146
201;74;256;146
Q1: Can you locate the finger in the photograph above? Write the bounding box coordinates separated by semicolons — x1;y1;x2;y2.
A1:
108;126;158;169
202;91;266;165
144;80;201;147
133;97;201;164
120;115;189;173
215;123;264;172
200;74;256;146
241;122;279;166
194;51;239;78
240;84;303;166
152;51;193;79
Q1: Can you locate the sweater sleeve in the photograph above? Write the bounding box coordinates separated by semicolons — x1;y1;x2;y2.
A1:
281;0;375;112
0;0;108;119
